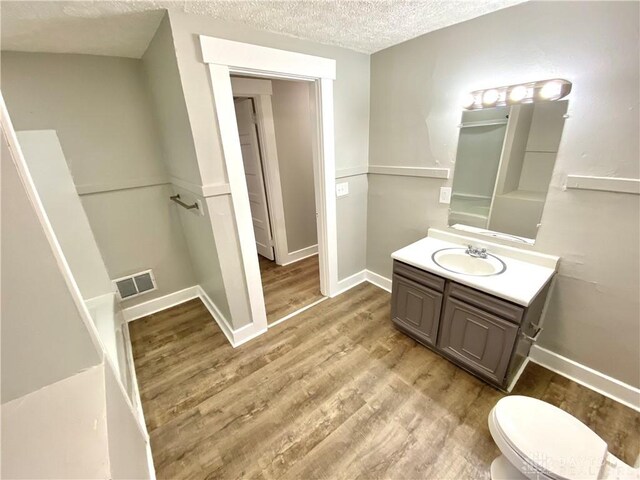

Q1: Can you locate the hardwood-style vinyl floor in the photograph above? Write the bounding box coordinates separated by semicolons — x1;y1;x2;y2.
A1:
258;254;324;324
129;283;639;480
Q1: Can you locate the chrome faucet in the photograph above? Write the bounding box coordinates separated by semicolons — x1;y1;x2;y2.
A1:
466;244;487;259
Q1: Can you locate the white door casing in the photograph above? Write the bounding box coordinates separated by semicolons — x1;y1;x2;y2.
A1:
201;36;338;335
234;98;275;260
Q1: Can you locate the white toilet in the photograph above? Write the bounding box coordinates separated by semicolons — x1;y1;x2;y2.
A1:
488;396;639;480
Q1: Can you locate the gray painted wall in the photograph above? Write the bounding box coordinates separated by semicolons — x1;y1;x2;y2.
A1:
337;173;368;280
141;15;202;186
104;362;150;479
1;115;150;479
142;17;231;321
1;141;101;403
17;130;113;300
1;51;197;306
167;10;370;283
367;1;640;387
271;79;317;253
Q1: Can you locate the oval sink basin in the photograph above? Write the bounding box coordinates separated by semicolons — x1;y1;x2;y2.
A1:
431;248;506;276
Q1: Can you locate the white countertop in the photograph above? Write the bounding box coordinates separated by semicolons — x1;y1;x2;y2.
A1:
391;233;558;307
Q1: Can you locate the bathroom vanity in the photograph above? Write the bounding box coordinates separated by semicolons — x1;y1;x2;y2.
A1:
390;229;559;391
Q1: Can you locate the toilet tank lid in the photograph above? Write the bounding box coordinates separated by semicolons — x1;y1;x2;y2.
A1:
493;396;608;480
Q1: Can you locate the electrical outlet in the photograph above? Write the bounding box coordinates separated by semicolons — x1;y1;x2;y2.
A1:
336;182;349;197
439;187;452;204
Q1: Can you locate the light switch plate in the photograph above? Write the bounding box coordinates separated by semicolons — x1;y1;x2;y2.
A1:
336;182;349;197
439;187;452;204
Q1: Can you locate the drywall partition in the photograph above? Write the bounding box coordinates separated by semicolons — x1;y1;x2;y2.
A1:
1;135;101;403
367;1;640;387
170;185;232;321
16;130;132;386
16;130;112;300
271;79;318;253
1;364;111;479
141;15;232;324
166;10;370;291
1;51;196;307
1;104;151;478
104;362;150;480
140;15;203;187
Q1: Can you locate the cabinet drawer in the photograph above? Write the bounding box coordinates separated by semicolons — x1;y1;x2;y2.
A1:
438;297;518;385
391;274;443;347
448;283;524;324
393;261;445;292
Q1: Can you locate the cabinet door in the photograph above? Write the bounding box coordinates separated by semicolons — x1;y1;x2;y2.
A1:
391;274;443;347
438;298;518;385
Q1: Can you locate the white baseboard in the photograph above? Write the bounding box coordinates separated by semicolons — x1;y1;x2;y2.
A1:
123;286;200;322
196;286;236;346
333;270;367;297
365;270;392;292
280;245;318;266
333;269;392;296
530;345;640;412
124;285;267;348
231;321;268;347
196;286;267;348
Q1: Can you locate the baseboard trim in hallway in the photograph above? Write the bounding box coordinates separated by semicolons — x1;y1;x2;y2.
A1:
123;286;200;322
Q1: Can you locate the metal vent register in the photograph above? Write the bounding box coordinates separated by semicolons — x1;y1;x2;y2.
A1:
113;270;156;301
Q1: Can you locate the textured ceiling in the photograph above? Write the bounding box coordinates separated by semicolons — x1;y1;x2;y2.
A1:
0;0;526;58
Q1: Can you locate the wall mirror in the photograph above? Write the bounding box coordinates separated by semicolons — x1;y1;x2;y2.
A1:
449;98;568;244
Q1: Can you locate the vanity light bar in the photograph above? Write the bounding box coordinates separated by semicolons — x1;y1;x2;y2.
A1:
462;79;572;110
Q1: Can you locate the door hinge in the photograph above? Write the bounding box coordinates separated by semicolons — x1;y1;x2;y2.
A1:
251;113;258;125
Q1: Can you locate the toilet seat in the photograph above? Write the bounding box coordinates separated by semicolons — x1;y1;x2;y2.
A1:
489;396;608;480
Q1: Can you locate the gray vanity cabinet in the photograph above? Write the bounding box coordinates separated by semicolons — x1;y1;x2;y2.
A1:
391;274;443;347
438;298;518;384
391;260;550;390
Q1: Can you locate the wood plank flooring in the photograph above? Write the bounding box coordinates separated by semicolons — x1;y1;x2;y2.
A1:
129;283;639;480
258;254;323;324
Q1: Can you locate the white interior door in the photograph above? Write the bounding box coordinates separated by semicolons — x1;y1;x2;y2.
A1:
234;98;275;260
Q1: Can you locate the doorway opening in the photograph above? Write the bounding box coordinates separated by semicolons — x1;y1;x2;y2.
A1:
232;76;324;325
202;35;338;335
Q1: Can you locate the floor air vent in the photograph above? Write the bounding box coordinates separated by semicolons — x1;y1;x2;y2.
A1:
113;270;156;301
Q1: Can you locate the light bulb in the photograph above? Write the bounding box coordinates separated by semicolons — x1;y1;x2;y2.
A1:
509;85;528;103
462;93;476;109
540;81;562;99
483;89;499;105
